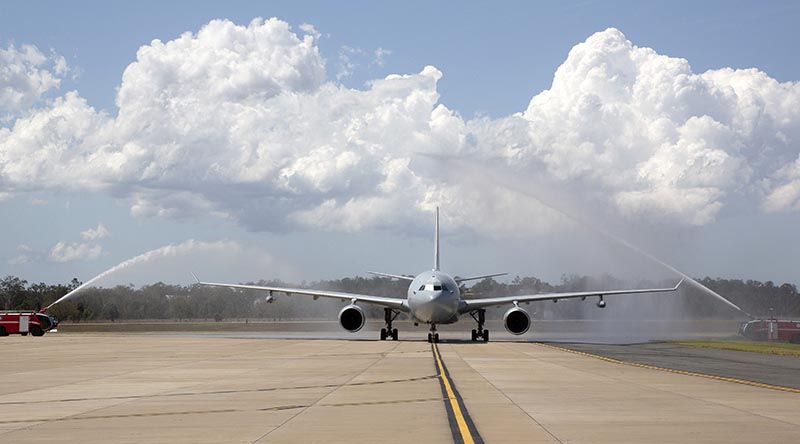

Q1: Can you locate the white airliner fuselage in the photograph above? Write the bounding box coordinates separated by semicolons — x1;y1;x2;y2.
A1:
407;271;461;324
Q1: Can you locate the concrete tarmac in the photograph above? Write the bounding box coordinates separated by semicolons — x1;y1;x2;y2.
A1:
1;334;799;443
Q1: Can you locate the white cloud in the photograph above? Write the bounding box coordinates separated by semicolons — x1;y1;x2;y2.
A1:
48;241;103;263
1;22;799;238
298;23;321;41
8;244;36;265
372;47;391;67
336;45;363;80
509;29;800;225
0;43;67;118
81;222;110;241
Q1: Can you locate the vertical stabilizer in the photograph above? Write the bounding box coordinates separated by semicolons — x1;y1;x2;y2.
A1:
434;207;440;271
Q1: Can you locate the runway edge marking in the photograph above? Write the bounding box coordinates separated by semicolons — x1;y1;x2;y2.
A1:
536;342;800;394
432;343;484;444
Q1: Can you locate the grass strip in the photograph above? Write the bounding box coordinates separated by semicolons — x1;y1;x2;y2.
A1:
673;340;800;358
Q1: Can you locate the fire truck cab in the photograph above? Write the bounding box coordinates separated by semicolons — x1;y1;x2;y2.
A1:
739;319;800;343
0;312;58;337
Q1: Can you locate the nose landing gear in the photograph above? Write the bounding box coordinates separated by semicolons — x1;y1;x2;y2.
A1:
470;309;489;342
380;308;400;341
427;324;439;343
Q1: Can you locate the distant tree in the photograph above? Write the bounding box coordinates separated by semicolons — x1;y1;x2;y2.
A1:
106;304;120;322
0;276;28;310
0;272;796;322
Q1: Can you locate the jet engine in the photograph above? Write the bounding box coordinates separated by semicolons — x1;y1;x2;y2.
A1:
503;307;531;335
338;304;366;332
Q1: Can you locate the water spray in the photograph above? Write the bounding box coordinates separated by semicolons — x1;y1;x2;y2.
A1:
43;240;229;312
439;155;753;319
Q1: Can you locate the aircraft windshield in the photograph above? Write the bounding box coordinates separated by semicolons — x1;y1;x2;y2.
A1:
424;284;443;291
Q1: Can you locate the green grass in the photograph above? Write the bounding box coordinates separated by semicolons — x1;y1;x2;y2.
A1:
673;341;800;358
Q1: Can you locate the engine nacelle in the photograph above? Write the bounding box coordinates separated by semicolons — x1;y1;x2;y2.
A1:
338;304;366;333
503;307;531;335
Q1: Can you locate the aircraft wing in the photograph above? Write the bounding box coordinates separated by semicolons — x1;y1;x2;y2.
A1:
194;277;408;312
455;272;508;283
459;279;683;313
367;271;415;281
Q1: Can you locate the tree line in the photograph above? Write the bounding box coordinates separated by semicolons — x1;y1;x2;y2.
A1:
1;274;798;322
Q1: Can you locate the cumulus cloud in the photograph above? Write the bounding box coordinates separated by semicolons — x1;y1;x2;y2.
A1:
0;43;67;118
48;241;103;263
511;29;800;224
0;21;799;238
8;244;37;265
8;226;108;264
81;222;110;240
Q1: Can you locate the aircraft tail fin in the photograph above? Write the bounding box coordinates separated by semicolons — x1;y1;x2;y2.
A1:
434;207;440;271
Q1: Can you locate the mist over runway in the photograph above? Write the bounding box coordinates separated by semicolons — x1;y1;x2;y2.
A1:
58;319;740;344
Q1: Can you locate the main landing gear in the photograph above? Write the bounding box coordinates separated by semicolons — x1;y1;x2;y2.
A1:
427;324;440;343
470;309;489;342
380;307;399;341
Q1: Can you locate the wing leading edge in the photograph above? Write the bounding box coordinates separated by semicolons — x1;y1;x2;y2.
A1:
193;275;408;311
459;279;683;314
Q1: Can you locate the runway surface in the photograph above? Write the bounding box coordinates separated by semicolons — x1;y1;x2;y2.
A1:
1;333;798;443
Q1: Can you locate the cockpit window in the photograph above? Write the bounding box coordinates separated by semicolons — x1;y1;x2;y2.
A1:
433;285;442;291
419;285;425;291
424;284;443;291
441;284;449;292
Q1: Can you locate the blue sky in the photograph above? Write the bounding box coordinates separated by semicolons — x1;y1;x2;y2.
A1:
1;1;799;287
4;1;799;115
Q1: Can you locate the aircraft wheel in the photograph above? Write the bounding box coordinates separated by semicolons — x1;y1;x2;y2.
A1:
380;328;387;340
392;328;398;341
427;333;432;343
434;333;440;343
471;329;477;341
483;330;489;342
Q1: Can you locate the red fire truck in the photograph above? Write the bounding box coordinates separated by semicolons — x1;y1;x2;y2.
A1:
0;312;58;336
739;318;800;343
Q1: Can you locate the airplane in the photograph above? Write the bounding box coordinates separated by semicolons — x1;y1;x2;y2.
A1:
194;208;682;343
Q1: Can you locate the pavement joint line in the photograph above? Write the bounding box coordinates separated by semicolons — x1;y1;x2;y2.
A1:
0;338;306;437
0;374;440;406
432;343;484;444
536;342;800;394
0;397;449;425
321;397;445;407
482;342;565;443
510;342;800;431
252;340;402;443
0;405;309;424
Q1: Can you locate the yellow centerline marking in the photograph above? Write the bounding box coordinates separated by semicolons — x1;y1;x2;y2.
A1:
432;343;475;444
536;342;800;394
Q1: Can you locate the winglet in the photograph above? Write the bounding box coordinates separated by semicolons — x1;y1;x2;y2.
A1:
191;272;200;284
